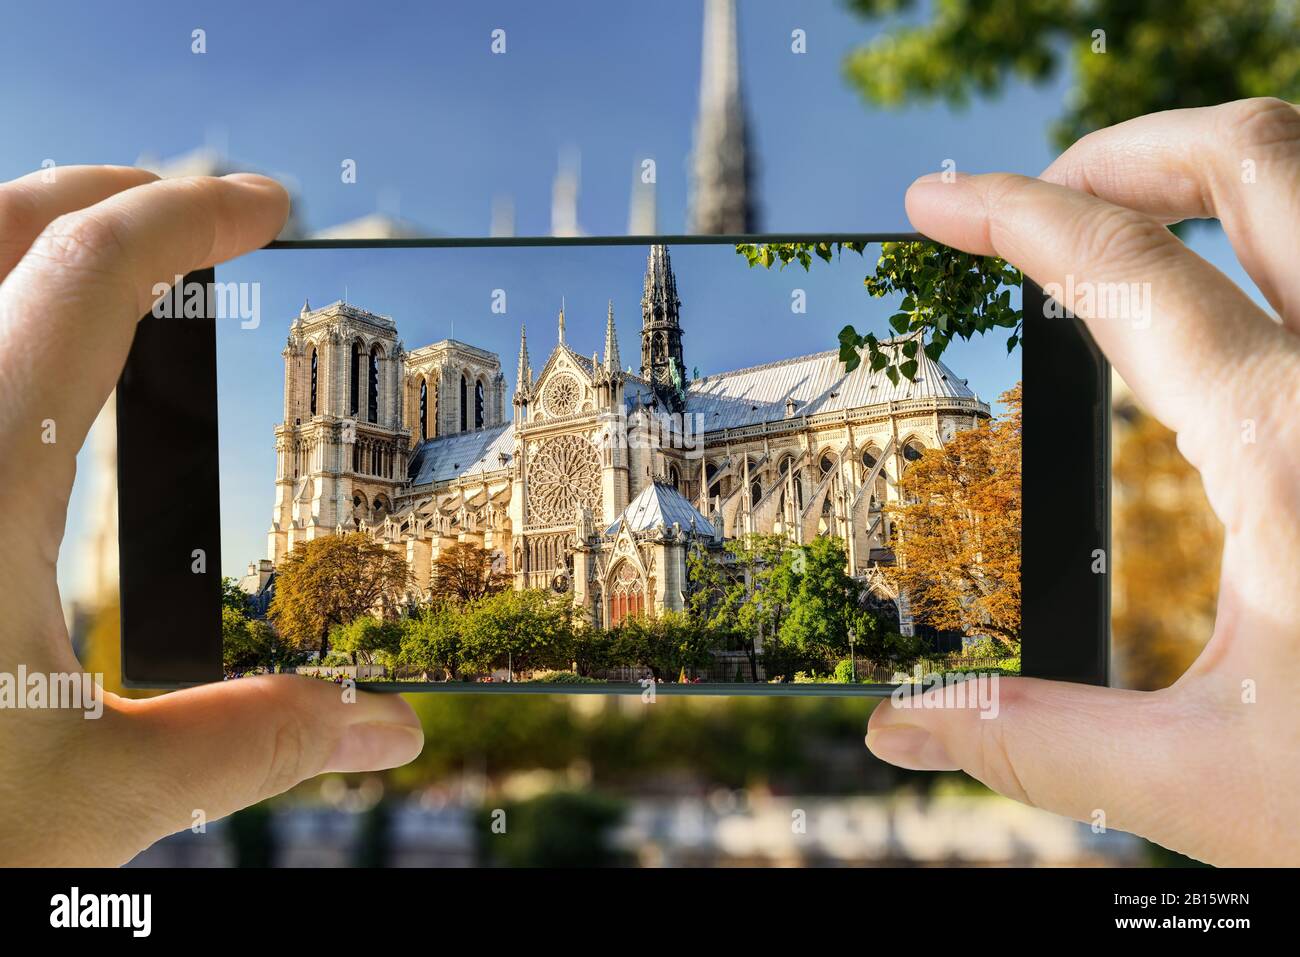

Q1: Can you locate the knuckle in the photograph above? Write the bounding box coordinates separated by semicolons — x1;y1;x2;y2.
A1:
31;209;129;276
1072;202;1173;274
1217;97;1300;156
972;682;1036;806
262;717;314;796
0;187;41;241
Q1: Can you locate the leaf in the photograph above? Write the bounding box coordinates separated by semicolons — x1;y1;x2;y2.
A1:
1006;333;1019;353
888;312;910;334
902;339;918;359
899;359;919;381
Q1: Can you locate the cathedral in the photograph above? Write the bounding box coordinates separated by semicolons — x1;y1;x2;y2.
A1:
256;245;993;632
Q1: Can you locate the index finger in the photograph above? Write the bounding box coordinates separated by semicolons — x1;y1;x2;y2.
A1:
0;173;289;540
903;172;1289;466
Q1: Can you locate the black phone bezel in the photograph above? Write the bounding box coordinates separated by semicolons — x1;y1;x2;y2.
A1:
117;234;1109;693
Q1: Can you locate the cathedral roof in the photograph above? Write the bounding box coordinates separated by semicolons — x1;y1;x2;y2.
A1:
408;422;514;486
683;340;979;432
606;482;717;537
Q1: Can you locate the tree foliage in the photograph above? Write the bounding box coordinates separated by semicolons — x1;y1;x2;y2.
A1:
267;533;410;659
397;604;467;680
459;588;579;676
612;610;715;681
330;615;403;667
841;0;1300;152
429;541;510;604
736;241;1020;381
887;383;1022;645
222;605;303;674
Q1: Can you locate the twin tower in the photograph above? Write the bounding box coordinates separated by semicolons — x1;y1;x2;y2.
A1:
266;245;689;565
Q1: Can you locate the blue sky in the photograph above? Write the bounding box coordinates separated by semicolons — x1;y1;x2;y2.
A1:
15;1;1253;598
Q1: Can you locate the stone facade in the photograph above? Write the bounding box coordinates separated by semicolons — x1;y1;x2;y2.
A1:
264;246;991;631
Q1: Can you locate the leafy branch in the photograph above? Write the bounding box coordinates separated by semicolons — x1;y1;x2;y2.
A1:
736;241;1021;384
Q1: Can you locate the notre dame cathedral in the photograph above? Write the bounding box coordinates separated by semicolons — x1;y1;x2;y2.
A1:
252;245;992;632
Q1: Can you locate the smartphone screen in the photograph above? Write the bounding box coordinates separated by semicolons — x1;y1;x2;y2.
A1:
213;239;1023;689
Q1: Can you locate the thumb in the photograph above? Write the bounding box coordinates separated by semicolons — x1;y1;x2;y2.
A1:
866;677;1204;847
108;675;423;841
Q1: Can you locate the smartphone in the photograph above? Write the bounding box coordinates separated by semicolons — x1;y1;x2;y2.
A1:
117;235;1108;694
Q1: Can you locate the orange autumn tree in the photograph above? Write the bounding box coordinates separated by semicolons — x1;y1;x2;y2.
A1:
887;383;1022;647
269;532;410;660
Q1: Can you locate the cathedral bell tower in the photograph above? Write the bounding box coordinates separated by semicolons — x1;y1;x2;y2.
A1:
640;244;686;413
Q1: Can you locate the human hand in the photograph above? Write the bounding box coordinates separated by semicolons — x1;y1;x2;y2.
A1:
0;167;424;866
866;98;1300;865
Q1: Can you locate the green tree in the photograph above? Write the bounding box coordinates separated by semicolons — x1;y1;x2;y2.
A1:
841;0;1300;153
329;615;403;668
460;588;577;679
736;241;1020;381
222;606;305;673
769;535;894;676
221;576;251;614
398;604;466;680
688;533;797;681
613;610;716;682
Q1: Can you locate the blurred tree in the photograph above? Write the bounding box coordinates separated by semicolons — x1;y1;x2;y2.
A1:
268;533;409;660
1111;388;1221;690
842;0;1300;151
888;384;1023;647
476;791;627;868
429;541;510;604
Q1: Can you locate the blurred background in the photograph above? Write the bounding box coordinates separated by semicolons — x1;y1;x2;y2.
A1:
7;0;1290;865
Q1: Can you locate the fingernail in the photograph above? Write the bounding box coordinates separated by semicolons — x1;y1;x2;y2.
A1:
221;172;282;191
865;725;958;771
326;722;424;773
911;171;968;186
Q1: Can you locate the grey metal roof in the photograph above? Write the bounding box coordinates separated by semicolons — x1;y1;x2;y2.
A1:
684;340;977;432
408;423;514;486
606;482;717;537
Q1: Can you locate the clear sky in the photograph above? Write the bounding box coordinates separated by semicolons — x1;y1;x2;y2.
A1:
216;242;1022;577
13;1;1254;600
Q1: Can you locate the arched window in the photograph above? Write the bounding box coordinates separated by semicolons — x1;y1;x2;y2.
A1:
475;379;485;429
609;563;646;627
419;379;428;440
750;478;762;508
819;452;837;476
309;348;318;415
863;446;886;506
368;345;381;423
349;340;363;417
901;440;925;504
667;465;679;489
706;462;722;499
459;374;468;432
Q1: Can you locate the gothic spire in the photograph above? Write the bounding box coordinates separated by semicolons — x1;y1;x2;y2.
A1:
557;298;566;345
515;323;532;400
688;0;757;234
641;244;686;411
604;300;621;371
